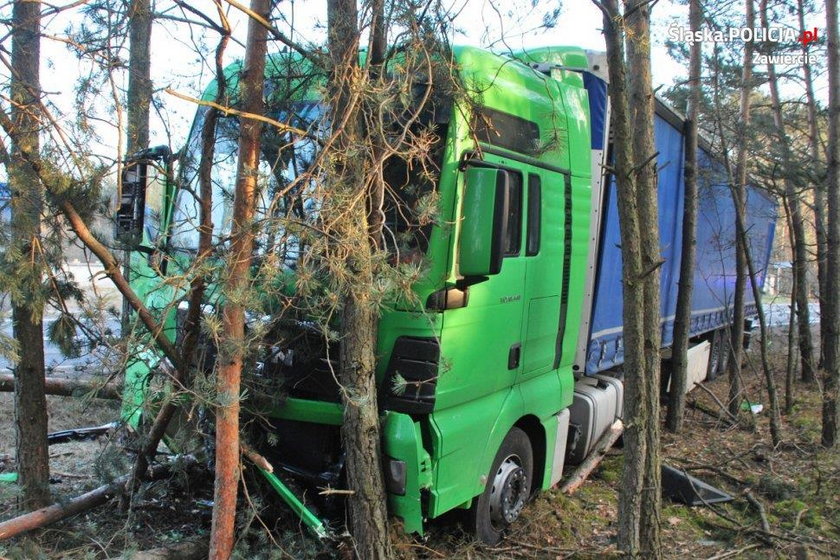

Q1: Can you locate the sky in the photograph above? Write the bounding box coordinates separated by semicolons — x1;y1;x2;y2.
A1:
22;1;834;161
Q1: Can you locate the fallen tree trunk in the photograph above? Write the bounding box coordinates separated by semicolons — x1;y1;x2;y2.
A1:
0;374;121;400
0;480;124;540
561;419;624;496
0;458;192;540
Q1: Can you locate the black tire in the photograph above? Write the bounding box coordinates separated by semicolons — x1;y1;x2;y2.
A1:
467;427;533;545
717;328;731;376
706;329;722;381
706;328;730;381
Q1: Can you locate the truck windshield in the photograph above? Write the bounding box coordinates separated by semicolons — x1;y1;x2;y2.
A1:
170;102;322;268
380;119;446;259
170;97;446;264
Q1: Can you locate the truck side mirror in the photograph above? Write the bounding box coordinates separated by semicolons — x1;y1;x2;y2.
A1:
116;146;171;249
459;166;510;277
116;160;149;247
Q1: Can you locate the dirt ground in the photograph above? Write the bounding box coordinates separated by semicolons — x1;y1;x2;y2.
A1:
0;329;838;559
0;393;120;482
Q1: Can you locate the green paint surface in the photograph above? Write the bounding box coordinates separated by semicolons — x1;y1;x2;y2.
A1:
0;472;18;483
120;45;594;533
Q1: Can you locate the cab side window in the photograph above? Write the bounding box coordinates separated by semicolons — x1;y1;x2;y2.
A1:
504;172;523;256
526;174;541;256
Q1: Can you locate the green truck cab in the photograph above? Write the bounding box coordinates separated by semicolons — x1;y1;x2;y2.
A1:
117;45;597;544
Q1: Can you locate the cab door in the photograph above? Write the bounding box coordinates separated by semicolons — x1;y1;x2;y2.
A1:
519;167;567;379
428;157;528;515
435;158;527;409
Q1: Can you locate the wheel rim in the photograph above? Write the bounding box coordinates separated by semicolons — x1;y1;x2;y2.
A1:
488;454;529;528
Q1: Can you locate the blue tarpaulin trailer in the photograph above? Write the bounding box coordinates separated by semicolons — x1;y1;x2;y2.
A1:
575;83;777;376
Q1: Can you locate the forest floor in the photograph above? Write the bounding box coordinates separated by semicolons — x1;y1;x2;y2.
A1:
0;327;838;559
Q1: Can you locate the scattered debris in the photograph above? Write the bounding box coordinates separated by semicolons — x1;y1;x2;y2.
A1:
661;464;734;506
561;420;624;496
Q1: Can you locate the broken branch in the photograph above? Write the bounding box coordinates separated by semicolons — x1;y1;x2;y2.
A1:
692;382;741;425
561;419;624;495
0;458;193;540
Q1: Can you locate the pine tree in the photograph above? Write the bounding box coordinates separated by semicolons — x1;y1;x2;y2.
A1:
8;0;50;511
596;0;662;556
822;0;840;448
666;0;702;434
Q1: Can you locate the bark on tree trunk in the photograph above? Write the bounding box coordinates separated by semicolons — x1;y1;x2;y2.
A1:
625;1;662;554
122;0;153;338
598;1;662;557
127;0;152;155
784;199;798;414
0;479;123;540
340;292;392;559
180;24;230;382
365;0;387;246
600;4;643;554
761;0;814;384
326;0;393;557
798;0;828;372
730;163;783;445
9;0;50;511
666;0;701;434
208;2;269;558
728;0;756;419
822;0;840;448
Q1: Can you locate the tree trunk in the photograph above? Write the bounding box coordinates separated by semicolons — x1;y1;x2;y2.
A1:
798;0;828;371
760;0;814;384
729;140;783;445
208;1;269;558
822;0;840;448
180;23;230;384
741;235;783;447
9;0;50;511
598;1;661;557
784;198;797;414
367;0;386;67
130;19;231;498
624;1;662;555
127;0;152;155
666;0;702;434
600;3;643;554
0;104;192;495
789;195;815;382
365;0;387;246
122;0;153;337
727;0;755;419
327;0;393;557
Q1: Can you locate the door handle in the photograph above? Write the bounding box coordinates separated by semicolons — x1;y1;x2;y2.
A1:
508;343;521;370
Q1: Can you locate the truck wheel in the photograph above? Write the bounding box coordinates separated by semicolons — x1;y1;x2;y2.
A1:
706;329;722;381
706;328;731;381
468;427;533;545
